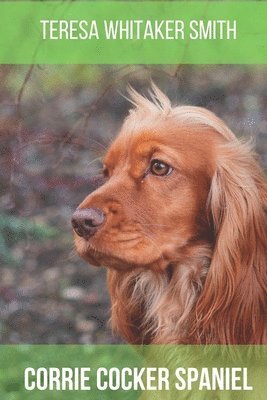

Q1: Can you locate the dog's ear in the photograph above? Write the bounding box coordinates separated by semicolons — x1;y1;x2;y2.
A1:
194;141;267;343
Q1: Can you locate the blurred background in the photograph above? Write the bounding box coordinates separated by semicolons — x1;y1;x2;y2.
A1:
0;65;266;344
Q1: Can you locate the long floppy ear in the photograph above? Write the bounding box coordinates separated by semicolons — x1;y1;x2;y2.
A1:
194;140;267;344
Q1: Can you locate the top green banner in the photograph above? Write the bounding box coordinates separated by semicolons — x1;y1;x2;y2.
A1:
0;1;267;64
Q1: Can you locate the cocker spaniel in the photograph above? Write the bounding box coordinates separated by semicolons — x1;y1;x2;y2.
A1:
72;84;267;345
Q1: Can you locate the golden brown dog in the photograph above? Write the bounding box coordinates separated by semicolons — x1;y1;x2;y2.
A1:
72;84;267;344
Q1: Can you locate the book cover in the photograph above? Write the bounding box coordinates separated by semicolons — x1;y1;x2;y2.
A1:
0;1;266;399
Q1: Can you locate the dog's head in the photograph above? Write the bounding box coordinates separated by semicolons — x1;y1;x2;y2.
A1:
73;85;267;344
73;84;249;272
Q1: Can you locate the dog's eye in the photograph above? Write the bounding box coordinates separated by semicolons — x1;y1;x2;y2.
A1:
150;159;173;176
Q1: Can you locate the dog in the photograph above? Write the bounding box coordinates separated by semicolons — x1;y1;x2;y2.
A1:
72;84;267;345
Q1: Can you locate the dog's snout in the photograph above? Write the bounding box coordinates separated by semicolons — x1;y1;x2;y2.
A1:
71;208;105;238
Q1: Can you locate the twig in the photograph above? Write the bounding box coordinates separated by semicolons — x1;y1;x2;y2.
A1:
16;64;34;120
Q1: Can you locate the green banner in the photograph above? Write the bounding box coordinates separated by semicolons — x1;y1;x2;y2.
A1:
0;345;266;399
0;1;267;64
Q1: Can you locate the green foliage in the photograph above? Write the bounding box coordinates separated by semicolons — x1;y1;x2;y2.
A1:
0;213;59;266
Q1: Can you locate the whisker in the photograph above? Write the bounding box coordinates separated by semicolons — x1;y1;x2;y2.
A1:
141;231;164;261
87;156;103;168
87;138;108;152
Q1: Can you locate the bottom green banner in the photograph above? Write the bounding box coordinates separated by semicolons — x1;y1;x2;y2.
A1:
0;345;266;399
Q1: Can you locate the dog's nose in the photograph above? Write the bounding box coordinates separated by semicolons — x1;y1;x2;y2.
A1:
71;208;105;238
